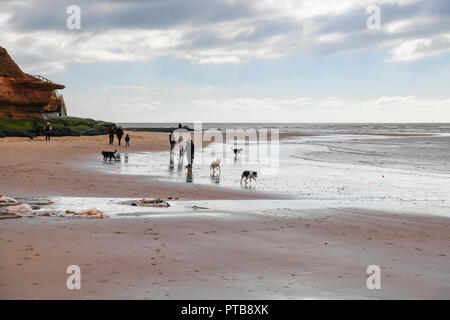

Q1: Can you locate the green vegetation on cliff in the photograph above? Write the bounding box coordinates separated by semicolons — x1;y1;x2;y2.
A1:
0;117;116;138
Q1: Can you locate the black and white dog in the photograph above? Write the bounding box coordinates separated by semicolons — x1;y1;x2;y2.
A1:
241;170;257;183
102;149;118;161
232;147;243;156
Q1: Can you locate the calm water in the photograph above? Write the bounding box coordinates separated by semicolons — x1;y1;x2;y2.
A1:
118;122;450;134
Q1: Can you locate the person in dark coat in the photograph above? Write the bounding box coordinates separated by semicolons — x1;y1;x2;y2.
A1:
125;134;130;147
169;131;175;152
116;126;124;146
186;139;195;168
44;122;52;141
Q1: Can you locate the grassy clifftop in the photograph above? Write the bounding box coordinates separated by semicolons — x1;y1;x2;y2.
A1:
0;117;116;138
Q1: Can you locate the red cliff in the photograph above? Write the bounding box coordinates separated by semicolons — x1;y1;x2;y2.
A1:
0;46;66;119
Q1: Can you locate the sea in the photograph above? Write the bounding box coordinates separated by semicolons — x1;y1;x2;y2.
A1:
88;123;450;217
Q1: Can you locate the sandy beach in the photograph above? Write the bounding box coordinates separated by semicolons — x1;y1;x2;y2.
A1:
0;132;276;200
1;206;448;299
1;131;449;299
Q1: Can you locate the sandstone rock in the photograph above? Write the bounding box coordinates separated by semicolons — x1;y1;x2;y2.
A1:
0;46;65;119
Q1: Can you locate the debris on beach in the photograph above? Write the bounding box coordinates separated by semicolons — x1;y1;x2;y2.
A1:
0;196;18;205
7;203;32;214
65;208;105;219
34;200;54;206
192;205;209;210
130;198;170;207
38;212;53;217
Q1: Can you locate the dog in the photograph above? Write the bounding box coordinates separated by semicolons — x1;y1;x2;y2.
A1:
241;170;257;183
231;147;243;156
210;159;221;173
102;149;117;161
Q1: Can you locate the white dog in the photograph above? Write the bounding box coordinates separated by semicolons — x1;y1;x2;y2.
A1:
210;159;221;173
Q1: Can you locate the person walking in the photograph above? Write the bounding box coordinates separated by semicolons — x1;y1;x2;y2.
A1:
116;126;124;146
44;122;52;141
186;139;195;168
125;134;130;147
178;134;184;158
108;127;115;145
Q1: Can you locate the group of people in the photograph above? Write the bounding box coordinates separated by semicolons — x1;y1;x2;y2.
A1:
42;122;131;146
108;126;130;147
169;123;195;168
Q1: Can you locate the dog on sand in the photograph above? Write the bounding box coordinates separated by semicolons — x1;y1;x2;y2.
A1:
210;159;221;173
231;147;243;156
102;149;118;161
241;170;257;183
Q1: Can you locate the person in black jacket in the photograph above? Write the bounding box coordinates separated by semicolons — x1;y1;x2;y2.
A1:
116;126;124;146
169;131;175;152
186;139;195;168
44;122;52;141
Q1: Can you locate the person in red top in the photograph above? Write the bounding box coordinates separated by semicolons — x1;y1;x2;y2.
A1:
108;127;115;145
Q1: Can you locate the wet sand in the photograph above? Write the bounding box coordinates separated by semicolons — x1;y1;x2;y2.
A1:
0;208;448;299
1;131;449;299
0;132;277;200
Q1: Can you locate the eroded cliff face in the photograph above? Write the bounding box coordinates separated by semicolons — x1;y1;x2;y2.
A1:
0;46;65;119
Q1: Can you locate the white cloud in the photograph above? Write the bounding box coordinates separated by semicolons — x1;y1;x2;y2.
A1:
255;0;420;21
0;0;448;75
181;95;450;122
198;56;240;64
69;92;450;122
318;32;347;43
190;97;311;112
384;16;433;34
388;34;450;62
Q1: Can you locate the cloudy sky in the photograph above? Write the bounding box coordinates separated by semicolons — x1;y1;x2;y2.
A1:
1;0;449;122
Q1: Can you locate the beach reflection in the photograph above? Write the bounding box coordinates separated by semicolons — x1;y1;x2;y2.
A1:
91;134;450;215
186;167;193;183
210;172;220;185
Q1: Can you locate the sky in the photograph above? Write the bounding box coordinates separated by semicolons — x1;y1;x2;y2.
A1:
1;0;449;123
